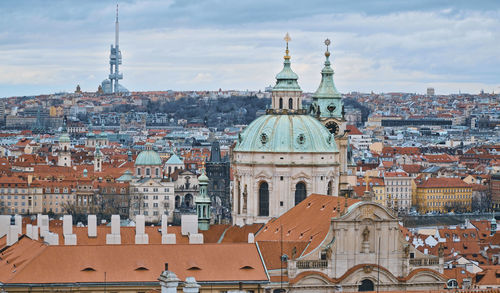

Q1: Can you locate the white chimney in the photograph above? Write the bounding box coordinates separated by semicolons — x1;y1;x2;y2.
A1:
63;215;77;245
158;265;180;293
38;214;49;238
188;233;203;244
135;215;149;245
6;225;18;246
163;234;176;244
248;233;255;244
106;215;121;244
26;224;33;238
14;214;22;236
161;214;168;235
161;214;176;244
88;215;97;237
183;277;200;293
31;225;39;240
45;232;59;245
63;215;72;235
0;215;10;238
181;215;198;236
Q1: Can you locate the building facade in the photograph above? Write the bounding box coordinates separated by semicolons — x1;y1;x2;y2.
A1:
415;178;473;213
232;37;340;225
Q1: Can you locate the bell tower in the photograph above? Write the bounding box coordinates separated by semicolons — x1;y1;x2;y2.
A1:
311;39;354;191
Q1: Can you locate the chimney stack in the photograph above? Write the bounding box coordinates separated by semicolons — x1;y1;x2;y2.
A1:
6;225;19;246
0;215;10;238
14;215;22;236
106;215;121;244
181;215;198;236
38;214;49;238
248;233;255;243
183;277;200;293
135;215;149;244
88;215;97;237
63;215;77;245
161;214;176;244
158;265;180;293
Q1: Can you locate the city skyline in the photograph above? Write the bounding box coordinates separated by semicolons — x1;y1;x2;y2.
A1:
1;0;499;97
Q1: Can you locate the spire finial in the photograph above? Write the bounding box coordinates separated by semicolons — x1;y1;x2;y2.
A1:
116;4;119;22
324;38;331;58
284;33;291;59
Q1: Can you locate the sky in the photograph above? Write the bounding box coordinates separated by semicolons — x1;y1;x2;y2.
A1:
0;0;499;97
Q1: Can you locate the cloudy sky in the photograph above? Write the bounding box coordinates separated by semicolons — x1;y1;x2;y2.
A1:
1;0;499;97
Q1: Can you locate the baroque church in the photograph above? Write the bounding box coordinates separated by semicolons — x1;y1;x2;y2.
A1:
232;35;355;225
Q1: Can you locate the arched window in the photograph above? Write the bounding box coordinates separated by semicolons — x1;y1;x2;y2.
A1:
259;182;269;216
295;182;306;205
175;195;180;208
137;168;141;176
279;98;283;109
327;180;333;195
146;168;150;176
155;168;159;177
184;194;193;207
288;98;293;109
359;279;374;291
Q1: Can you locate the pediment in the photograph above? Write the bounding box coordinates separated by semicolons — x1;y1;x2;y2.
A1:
254;170;272;180
338;202;397;222
291;171;311;181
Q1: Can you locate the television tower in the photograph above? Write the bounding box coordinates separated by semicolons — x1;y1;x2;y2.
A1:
108;4;123;93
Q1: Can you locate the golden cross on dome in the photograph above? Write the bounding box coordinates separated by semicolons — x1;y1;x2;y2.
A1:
284;32;291;43
283;33;291;58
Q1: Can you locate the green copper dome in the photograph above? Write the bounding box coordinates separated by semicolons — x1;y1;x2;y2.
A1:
135;150;162;166
59;133;70;143
198;171;209;183
234;114;338;153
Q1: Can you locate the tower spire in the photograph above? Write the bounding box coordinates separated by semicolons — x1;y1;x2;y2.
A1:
310;38;342;119
284;32;291;60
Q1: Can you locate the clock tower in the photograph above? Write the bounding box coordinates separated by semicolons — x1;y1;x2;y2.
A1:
310;39;354;191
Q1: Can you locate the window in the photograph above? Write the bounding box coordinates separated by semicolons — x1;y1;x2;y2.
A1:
279;98;283;109
137;168;141;176
259;182;269;216
327;180;333;195
288;98;293;109
295;182;307;206
146;168;150;176
153;203;158;207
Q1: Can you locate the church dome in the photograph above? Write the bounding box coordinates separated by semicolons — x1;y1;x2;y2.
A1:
234;114;338;153
59;133;70;143
135;150;162;166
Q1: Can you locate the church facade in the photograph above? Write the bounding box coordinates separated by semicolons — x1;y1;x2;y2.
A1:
231;36;355;225
256;194;446;292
